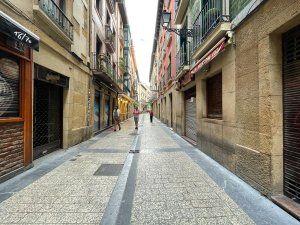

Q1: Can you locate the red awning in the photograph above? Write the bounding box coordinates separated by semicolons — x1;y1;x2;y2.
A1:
191;37;226;75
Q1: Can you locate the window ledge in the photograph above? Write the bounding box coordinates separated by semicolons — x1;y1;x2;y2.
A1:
201;117;223;125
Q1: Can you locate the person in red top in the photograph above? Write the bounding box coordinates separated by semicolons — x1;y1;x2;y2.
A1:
133;106;140;130
149;109;154;123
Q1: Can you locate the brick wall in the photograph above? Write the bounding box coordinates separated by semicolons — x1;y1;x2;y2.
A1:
0;123;24;178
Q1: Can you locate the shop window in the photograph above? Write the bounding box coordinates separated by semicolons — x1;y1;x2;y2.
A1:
0;50;20;118
206;73;222;119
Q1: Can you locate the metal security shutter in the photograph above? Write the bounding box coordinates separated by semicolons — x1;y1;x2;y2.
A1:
283;25;300;203
0;51;20;117
185;98;196;141
33;80;63;160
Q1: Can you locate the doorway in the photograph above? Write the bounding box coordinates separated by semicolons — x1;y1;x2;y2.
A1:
33;80;63;159
282;25;300;203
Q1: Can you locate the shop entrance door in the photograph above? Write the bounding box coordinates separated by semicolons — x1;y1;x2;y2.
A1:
94;90;101;132
33;80;63;160
104;95;110;128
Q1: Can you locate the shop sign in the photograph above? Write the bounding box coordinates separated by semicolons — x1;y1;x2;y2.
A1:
191;38;226;75
35;65;69;88
0;10;39;50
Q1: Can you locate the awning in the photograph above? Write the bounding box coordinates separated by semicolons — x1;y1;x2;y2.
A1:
118;93;135;103
0;10;40;50
191;37;226;75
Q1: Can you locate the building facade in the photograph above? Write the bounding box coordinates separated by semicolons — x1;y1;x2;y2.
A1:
0;0;92;181
0;0;137;182
137;83;150;111
150;0;300;218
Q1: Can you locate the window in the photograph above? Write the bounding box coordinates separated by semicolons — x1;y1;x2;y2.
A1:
96;0;103;17
0;51;20;118
96;37;102;55
54;0;65;12
206;73;222;119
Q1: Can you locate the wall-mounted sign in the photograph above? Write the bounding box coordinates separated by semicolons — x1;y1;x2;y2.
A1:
0;10;39;50
191;38;226;75
35;65;69;88
179;72;195;88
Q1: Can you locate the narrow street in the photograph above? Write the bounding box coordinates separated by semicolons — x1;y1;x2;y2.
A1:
0;115;298;225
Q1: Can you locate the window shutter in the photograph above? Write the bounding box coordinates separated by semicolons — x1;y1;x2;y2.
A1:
206;73;222;119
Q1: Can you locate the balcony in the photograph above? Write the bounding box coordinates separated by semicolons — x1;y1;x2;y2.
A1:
33;0;73;43
174;0;189;25
119;57;126;73
176;42;190;79
105;25;116;53
166;64;172;85
91;53;116;82
106;0;115;13
119;28;124;43
192;0;230;59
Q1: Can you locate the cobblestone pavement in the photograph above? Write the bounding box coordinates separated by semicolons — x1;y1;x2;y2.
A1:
0;115;299;225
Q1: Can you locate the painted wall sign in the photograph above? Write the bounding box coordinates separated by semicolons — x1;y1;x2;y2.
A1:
14;31;32;44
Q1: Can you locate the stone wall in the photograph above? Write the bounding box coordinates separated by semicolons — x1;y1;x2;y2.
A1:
196;45;236;172
234;0;300;196
0;123;24;179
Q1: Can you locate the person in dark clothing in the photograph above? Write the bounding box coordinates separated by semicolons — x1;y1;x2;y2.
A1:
149;110;154;123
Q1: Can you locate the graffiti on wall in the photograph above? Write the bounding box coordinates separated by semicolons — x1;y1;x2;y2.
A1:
0;72;13;117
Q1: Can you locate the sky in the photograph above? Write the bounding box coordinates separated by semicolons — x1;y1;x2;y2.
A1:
125;0;158;85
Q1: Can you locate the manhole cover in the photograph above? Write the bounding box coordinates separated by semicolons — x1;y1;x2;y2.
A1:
94;164;124;176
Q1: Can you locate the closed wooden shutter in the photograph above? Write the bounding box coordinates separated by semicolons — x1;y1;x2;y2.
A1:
207;73;222;119
0;50;20;118
283;25;300;202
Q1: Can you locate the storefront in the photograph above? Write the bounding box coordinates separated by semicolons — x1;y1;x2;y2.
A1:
0;10;39;181
118;93;135;122
93;78;118;133
33;64;68;160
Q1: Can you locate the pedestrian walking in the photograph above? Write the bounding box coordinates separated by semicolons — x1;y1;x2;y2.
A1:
133;106;140;130
113;106;121;131
149;110;154;123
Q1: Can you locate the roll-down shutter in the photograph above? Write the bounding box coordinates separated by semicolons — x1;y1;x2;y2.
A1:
283;25;300;202
185;97;196;141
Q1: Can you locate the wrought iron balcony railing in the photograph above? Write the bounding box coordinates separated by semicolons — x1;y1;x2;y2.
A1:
175;0;181;14
106;0;116;13
91;53;116;81
105;25;116;52
176;42;190;74
192;0;229;52
39;0;73;40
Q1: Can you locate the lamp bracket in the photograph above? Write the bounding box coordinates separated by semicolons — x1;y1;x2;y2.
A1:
163;26;194;37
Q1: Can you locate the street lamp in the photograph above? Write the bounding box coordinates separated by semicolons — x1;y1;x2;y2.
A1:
161;10;193;37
